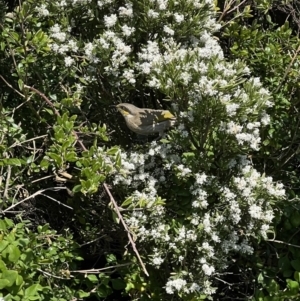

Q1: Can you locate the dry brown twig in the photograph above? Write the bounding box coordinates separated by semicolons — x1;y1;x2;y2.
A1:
0;75;25;98
2;187;73;213
103;183;149;277
273;44;300;94
71;262;132;274
37;268;72;280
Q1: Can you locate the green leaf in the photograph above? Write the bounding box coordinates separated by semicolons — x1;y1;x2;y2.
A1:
72;185;82;193
291;260;300;271
4;158;22;166
65;152;77;162
78;290;90;298
40;159;49;169
0;240;9;252
1;270;18;287
87;275;98;283
0;279;10;289
24;284;43;297
5;245;21;263
96;285;112;297
279;255;292;271
0;260;7;271
183;152;195;158
266;279;279;294
287;279;299;293
106;147;119;155
294;271;300;283
116;152;121;169
111;279;126;290
0;219;7;231
257;272;264;284
18;79;24;90
16;274;23;286
106;254;116;263
121;197;133;207
112;211;119;224
47;152;63;166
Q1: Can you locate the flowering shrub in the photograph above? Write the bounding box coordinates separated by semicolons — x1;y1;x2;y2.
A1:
0;0;290;300
218;0;300;299
114;143;285;298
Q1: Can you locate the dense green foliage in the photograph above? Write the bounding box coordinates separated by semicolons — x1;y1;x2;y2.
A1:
0;0;300;300
219;0;300;299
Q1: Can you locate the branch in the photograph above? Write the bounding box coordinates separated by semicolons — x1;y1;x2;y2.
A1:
2;187;72;213
266;239;300;249
71;263;132;274
0;75;25;98
103;183;149;277
273;44;300;94
40;193;73;210
37;268;71;280
24;85;60;116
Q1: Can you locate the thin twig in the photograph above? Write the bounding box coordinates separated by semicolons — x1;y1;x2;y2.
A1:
218;0;236;22
24;85;60;116
37;268;71;280
274;45;300;94
103;183;149;277
3;165;11;199
40;193;73;210
266;239;300;249
0;75;25;98
215;276;233;286
227;0;247;14
9;134;48;148
71;263;132;273
79;235;107;247
2;187;71;213
14;93;34;111
31;175;55;184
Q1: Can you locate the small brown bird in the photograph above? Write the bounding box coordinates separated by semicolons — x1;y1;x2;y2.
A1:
116;103;176;136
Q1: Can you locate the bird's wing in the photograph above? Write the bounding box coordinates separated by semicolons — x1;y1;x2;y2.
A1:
138;109;175;126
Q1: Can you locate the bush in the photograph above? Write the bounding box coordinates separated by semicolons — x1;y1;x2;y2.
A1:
0;0;297;300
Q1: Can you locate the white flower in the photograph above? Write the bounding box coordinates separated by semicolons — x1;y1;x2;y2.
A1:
226;103;240;116
174;13;184;23
123;69;136;84
104;14;117;28
163;25;174;36
249;204;262;219
195;173;207;185
202;263;215;275
152;256;164;267
37;4;49;16
68;40;78;52
166;278;187;294
190;283;200;292
148;9;159;18
261;112;270;125
64;56;74;67
121;25;135;36
119;4;133;17
50;24;66;42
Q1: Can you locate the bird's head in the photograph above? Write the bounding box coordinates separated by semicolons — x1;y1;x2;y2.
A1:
116;103;138;117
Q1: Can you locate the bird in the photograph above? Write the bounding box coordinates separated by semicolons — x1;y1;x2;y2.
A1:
116;103;176;136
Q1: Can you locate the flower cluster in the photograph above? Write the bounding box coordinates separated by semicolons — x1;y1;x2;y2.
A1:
109;135;285;297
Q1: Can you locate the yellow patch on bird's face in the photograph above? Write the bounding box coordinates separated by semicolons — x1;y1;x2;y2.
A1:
116;106;130;116
156;111;175;122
